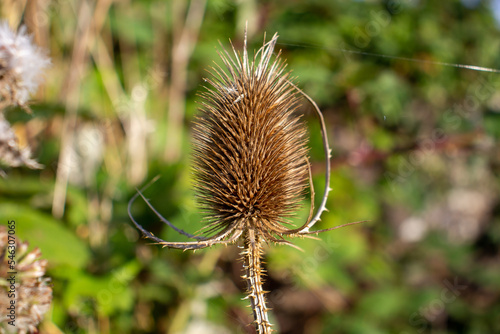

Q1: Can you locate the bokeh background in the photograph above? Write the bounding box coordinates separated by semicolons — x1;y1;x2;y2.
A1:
1;0;500;333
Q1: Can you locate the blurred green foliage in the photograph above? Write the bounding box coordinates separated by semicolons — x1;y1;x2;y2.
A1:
0;0;499;333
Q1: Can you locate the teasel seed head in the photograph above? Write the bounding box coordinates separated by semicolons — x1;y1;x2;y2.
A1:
192;33;309;237
128;30;361;334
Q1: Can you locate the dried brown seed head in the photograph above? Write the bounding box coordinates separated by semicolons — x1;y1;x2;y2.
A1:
128;31;361;334
0;226;52;334
193;34;309;236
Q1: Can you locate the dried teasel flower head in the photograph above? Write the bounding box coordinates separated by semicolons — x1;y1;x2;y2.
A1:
193;33;309;237
0;226;52;334
0;21;50;110
129;30;362;334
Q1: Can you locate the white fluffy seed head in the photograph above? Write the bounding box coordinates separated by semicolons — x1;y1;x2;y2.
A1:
0;21;50;107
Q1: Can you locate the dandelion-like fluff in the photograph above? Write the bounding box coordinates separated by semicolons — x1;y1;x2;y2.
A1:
0;21;50;172
0;22;50;109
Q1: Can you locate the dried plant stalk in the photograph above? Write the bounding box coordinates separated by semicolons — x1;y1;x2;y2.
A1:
129;31;362;333
242;223;272;332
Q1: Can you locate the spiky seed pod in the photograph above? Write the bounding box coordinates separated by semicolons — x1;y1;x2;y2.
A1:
128;31;361;334
190;33;308;333
193;34;309;238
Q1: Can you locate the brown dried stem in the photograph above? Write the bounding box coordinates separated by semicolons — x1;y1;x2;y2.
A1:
242;223;273;333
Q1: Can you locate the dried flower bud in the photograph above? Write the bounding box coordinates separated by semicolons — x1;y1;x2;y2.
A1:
0;226;52;334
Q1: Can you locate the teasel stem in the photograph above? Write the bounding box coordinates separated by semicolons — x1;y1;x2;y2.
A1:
242;219;273;334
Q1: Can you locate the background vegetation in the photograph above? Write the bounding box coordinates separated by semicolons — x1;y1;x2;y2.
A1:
1;0;499;333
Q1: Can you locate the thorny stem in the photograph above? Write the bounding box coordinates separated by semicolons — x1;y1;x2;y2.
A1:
242;221;273;334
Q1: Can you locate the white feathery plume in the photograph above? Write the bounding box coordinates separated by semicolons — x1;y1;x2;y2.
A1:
0;21;50;108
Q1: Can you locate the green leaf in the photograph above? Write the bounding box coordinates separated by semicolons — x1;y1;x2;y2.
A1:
64;260;141;316
484;111;500;139
0;202;90;269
